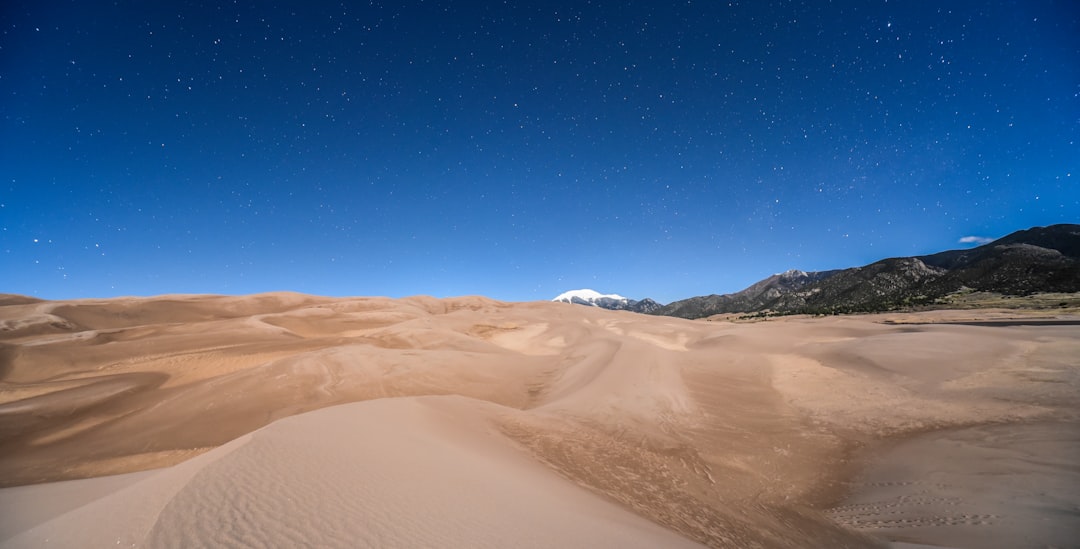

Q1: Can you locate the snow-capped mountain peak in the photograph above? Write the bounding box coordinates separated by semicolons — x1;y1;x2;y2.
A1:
551;289;664;314
552;289;628;303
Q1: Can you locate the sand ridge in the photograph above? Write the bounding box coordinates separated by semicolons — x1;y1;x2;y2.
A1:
1;294;1077;547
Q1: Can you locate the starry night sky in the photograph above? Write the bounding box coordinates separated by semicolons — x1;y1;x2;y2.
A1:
3;1;1078;303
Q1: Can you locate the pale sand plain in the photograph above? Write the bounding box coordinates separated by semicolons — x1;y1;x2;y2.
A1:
0;293;1077;548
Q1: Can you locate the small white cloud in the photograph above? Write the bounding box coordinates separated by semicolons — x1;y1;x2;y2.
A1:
959;235;993;245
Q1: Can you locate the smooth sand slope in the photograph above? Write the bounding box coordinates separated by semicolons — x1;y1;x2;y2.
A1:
0;293;1077;547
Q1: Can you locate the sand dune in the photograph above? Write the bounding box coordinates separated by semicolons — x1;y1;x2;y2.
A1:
2;397;708;548
1;294;1077;547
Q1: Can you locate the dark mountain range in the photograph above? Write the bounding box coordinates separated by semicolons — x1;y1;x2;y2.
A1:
623;298;664;314
653;224;1080;319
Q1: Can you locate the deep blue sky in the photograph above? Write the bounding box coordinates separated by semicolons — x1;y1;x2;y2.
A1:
2;1;1077;303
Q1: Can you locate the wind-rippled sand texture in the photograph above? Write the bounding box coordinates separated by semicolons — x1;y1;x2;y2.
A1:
0;293;1077;548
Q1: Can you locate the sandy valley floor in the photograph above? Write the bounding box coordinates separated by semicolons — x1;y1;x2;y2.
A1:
0;293;1077;547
